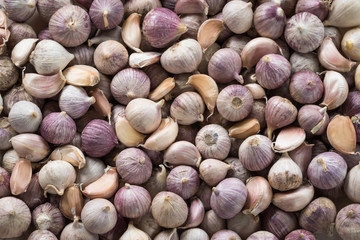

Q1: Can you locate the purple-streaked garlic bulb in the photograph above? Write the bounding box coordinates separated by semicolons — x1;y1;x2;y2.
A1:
298;105;329;135
81;119;117;157
3;0;36;22
114;183;151;219
223;35;251;56
170;92;205;125
60;220;98;240
289;70;324;104
255;54;291;90
247;231;279;240
216;84;254;122
37;0;72;22
0;167;10;198
166;165;200;200
10;133;50;162
208;48;243;83
295;0;329;21
28;230;58;240
254;2;286;39
40;112;76;145
344;163;360;202
227;212;261;239
0;118;16;151
116;147;152;185
285;229;315;240
111;68;151;105
32;203;65;235
284;12;324;53
211;230;241;240
49;5;91;47
195;124;231;160
143;8;187;48
89;0;124;30
336;204;360;240
342;91;360;117
210;178;247;219
164;141;201;168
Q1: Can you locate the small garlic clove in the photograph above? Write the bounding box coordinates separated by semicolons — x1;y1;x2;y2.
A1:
164;141;202;168
197;19;225;52
49;145;86;169
10;158;32;195
243;176;272;216
327;115;357;154
142;117;179;151
23;71;66;99
272;126;306;153
63;65;100;87
10;134;50;162
175;0;209;15
187;74;219;117
11;38;38;67
320;70;349;110
60;185;84;220
149;77;176;101
341;28;360;61
82;166;119;199
88;88;112;120
199;159;231;186
245;83;267;100
318;37;356;72
115;114;146;147
180;198;205;229
129;52;162;68
122;13;142;52
228;118;260;139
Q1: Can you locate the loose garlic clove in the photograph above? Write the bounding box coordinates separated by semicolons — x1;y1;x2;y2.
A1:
175;0;209;15
197;19;225;52
223;1;253;34
60;185;84;220
129;52;162;68
149;77;176;101
327;115;357;154
187;74;219;117
245;83;267;100
164;141;202;168
272;126;306;153
82;166;119;199
88;88;112;120
49;145;86;169
63;65;100;87
122;13;142;52
341;28;360;61
11;38;38;67
318;37;356;72
10;158;32;195
10;134;50;162
200;159;231;186
170;92;205;125
142;117;178;151
115;114;146;147
320;70;349;110
180;198;205;229
228;118;260;139
243;176;272;216
23;71;66;99
323;0;360;28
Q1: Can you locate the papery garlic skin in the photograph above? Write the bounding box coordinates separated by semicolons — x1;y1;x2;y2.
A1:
32;202;65;235
164;141;202;168
223;1;253;34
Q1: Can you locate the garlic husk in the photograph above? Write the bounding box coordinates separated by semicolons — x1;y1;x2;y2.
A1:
223;1;253;34
10;158;32;195
143;164;168;198
32;202;65;235
229;118;261;139
8;101;42;133
149;77;176;101
272;126;306;153
227;212;261;239
327;115;357;154
254;2;286;39
243;176;272;216
268;152;303;191
200;209;226;236
341;27;360;61
318;37;356;72
11;38;38;67
63;65;100;87
170;92;205;125
197;19;225;51
29;39;75;75
0;56;20;92
129;52;161;68
181;228;209;240
115;114;146;147
164;141;201;168
23;71;66;99
290;51;321;73
39;160;76;196
324;0;360;28
154;228;179;240
122;13;142;52
200;159;231;186
0;118;17;151
272;181;314;212
60;185;84;220
60;219;98;240
320;70;349;110
10;134;50;162
120;221;151;240
76;157;106;187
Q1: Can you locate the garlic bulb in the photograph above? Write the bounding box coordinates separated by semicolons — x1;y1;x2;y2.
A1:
342;28;360;61
8;101;42;133
76;157;106;187
10;134;50;162
223;1;253;34
120;221;151;240
60;220;98;240
324;0;360;28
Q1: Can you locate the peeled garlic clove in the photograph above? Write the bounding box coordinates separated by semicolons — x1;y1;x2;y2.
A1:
49;145;86;169
241;37;280;70
115;114;146;147
223;1;253;34
327;115;357;154
120;221;151;240
10;158;32;195
60;185;84;220
318;37;356;72
320;70;349;110
149;77;176;101
243;176;272;216
229;118;260;139
129;52;161;68
324;0;360;28
200;159;231;186
272;126;306;153
83;166;119;199
11;38;38;67
29;40;75;75
341;27;360;61
197;19;225;51
170;92;205;125
63;65;100;87
164;141;202;168
10;134;50;162
187;74;219;116
23;71;66;99
122;13;142;52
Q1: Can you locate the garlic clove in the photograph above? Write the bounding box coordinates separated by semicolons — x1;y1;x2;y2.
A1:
320;70;349;110
142;117;178;151
223;1;253;34
187;74;219;117
10;134;50;162
82;166;119;199
180;198;205;229
243;176;272;216
228;118;260;139
88;88;112;120
272;126;306;153
120;221;151;240
149;77;176;101
197;19;225;52
175;0;209;15
356;64;360;91
23;71;66;99
154;228;179;240
10;158;32;195
245;83;267;100
60;185;84;220
318;37;356;72
341;28;360;61
164;141;202;168
11;38;38;67
170;92;205;125
63;65;100;87
122;13;142;52
115;114;146;147
327;115;357;154
323;0;360;28
129;52;162;68
49;145;86;169
199;159;231;186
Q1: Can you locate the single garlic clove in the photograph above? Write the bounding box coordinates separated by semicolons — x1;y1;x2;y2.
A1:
175;0;209;15
89;0;124;30
320;70;349;110
63;65;100;87
59;185;84;220
49;145;86;169
10;133;50;162
245;83;267;100
327;115;357;154
122;13;142;52
11;38;38;67
164;141;202;168
272;126;306;153
23;71;66;99
180;198;205;229
199;159;231;186
149;77;176;101
115;114;146;147
223;1;253;34
76;156;106;188
228;118;260;139
82;166;119;199
10;158;32;195
187;74;219;117
254;2;286;39
243;176;272;216
323;0;360;28
88;88;112;120
341;27;360;61
120;221;151;240
197;19;225;52
170;92;205;125
129;52;162;68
